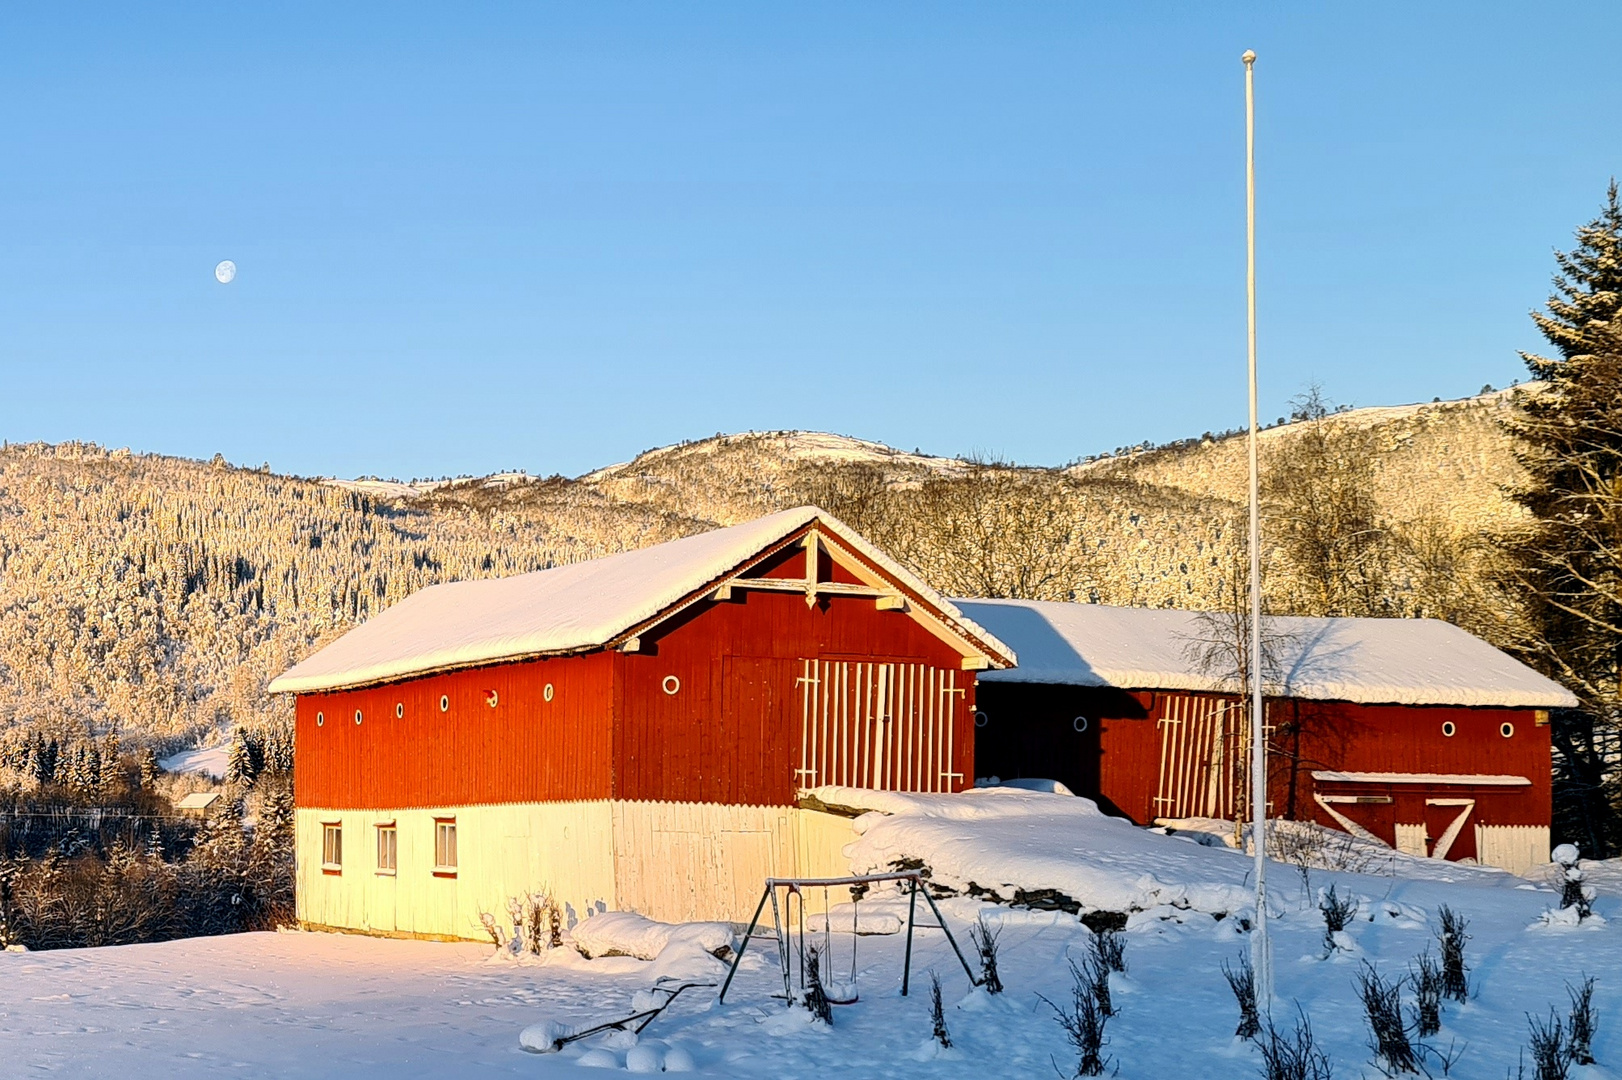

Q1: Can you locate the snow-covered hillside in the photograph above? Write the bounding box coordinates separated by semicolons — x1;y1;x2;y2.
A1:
0;383;1538;754
583;430;961;484
4;790;1615;1078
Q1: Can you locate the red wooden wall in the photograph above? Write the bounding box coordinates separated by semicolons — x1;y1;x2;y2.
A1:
614;587;974;805
1275;698;1551;843
295;652;615;809
974;683;1551;840
295;576;976;811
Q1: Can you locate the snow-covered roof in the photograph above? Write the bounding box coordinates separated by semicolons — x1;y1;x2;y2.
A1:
958;599;1577;709
175;792;222;810
270;507;1013;694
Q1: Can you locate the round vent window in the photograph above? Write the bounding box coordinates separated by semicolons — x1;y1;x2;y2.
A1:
316;711;324;727
1501;722;1515;738
1441;721;1456;737
439;695;450;713
395;703;404;719
543;683;554;702
1073;716;1090;733
354;709;363;726
973;711;988;728
662;675;681;696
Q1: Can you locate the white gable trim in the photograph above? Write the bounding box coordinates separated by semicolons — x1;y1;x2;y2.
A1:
1311;771;1531;787
619;522;1011;669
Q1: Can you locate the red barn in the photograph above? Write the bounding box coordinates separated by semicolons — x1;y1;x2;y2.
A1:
960;600;1576;873
269;507;1014;939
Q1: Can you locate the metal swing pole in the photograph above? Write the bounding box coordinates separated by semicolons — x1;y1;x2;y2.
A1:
901;875;918;996
1242;46;1274;1009
717;885;772;1004
916;885;981;986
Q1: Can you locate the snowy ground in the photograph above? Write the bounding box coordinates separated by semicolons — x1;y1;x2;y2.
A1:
4;791;1621;1078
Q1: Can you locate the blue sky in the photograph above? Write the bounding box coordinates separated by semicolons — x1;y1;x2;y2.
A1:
2;3;1618;480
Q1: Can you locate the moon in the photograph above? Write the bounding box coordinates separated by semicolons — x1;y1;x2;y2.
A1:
215;260;237;284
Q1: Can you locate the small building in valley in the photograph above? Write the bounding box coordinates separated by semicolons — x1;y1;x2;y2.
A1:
960;599;1577;873
174;791;223;815
269;507;1014;940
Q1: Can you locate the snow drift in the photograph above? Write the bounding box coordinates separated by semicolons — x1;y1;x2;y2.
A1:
819;785;1256;916
571;911;736;962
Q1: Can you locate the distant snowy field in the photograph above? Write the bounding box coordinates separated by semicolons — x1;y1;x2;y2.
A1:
158;741;229;779
4;791;1619;1077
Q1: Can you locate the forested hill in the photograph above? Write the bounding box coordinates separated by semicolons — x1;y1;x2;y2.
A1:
0;385;1535;759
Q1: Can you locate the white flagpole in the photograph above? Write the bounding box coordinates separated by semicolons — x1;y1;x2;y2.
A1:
1242;46;1273;1008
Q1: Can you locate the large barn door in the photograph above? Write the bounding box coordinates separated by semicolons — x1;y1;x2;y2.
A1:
1152;694;1245;820
796;660;963;793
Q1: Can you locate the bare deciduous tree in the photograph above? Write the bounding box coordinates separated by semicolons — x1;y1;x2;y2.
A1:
1264;387;1390;618
881;460;1097;602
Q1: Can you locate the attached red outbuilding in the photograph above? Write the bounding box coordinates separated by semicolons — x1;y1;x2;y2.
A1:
959;599;1576;873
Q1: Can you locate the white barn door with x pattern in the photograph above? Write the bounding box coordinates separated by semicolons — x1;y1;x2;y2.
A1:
795;659;963;793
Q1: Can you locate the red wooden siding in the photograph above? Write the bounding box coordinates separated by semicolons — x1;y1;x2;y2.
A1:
614;588;974;806
974;683;1551;849
296;574;976;811
1276;699;1550;835
295;651;615;810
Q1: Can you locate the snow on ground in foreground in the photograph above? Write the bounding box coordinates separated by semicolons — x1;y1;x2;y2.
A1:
5;791;1621;1077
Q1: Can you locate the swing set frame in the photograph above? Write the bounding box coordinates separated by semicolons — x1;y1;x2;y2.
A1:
717;871;979;1005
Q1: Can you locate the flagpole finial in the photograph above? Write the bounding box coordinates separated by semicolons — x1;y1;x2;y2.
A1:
1242;49;1256;65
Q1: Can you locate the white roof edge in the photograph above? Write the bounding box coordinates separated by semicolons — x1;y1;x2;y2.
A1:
1311;771;1532;787
269;506;1015;695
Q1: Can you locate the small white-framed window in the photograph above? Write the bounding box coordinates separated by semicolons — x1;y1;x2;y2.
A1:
543;683;554;702
433;818;458;876
376;823;397;875
1441;721;1457;737
439;694;450;713
1073;716;1090;733
973;711;988;728
1501;721;1515;738
395;702;404;718
316;711;325;727
321;822;343;873
354;709;363;725
662;675;681;696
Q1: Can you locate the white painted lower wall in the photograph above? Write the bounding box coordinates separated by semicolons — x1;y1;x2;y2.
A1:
296;800;858;939
296;802;618;940
1475;824;1550;876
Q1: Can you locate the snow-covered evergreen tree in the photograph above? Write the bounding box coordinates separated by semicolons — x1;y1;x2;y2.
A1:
138;747;159;789
226;728;256;786
1507;180;1622;857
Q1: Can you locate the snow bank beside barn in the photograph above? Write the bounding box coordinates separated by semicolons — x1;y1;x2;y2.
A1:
816;785;1256;916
